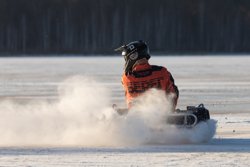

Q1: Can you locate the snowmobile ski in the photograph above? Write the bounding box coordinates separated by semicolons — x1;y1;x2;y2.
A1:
166;112;198;128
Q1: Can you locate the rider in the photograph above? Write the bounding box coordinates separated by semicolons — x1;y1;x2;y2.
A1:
115;40;179;112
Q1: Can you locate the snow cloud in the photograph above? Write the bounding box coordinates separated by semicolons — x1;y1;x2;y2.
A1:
0;76;216;146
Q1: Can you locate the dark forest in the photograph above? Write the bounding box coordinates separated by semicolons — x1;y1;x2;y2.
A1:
0;0;250;55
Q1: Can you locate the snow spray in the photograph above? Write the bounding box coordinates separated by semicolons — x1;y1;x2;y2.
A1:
0;76;216;146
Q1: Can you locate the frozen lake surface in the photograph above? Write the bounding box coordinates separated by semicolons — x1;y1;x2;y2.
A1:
0;56;250;166
1;56;249;113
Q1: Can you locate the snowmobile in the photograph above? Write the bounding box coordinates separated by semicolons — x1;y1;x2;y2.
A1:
166;104;210;128
112;103;210;128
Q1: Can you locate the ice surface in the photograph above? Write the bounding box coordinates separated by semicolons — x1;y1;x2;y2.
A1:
0;55;250;166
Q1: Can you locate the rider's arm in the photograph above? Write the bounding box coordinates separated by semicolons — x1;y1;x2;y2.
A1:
162;68;179;107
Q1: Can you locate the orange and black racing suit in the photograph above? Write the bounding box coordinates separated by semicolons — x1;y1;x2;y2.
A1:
122;62;179;108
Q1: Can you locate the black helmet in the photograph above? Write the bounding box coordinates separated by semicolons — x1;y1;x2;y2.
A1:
115;40;150;74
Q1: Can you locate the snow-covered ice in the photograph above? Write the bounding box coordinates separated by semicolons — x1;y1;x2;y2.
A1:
0;56;250;166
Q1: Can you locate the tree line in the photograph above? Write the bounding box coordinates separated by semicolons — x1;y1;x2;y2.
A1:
0;0;250;55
